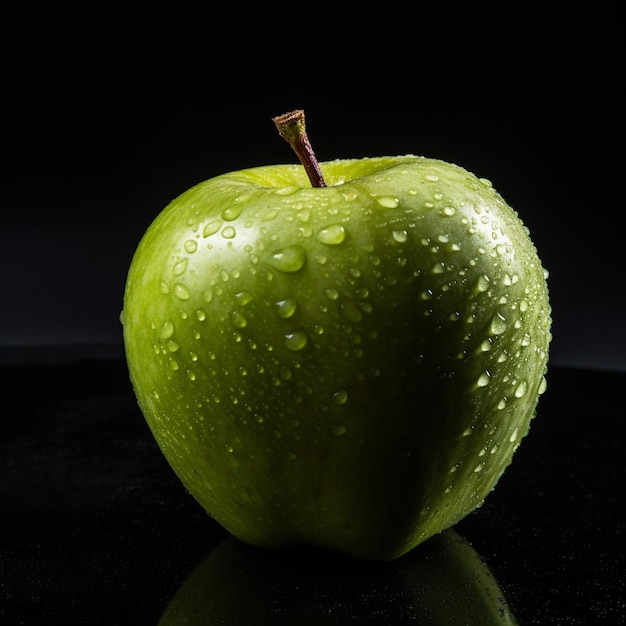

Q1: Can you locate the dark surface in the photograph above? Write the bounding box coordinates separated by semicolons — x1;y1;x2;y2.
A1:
1;356;624;624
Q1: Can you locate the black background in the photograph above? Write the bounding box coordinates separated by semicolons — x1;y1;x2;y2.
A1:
1;6;624;371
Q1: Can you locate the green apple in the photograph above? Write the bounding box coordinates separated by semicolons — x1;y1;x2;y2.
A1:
122;110;551;561
158;530;518;624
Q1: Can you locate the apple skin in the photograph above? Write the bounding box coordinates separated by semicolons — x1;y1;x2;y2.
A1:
122;156;551;561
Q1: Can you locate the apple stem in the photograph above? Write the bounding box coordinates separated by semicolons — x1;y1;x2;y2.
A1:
272;110;327;187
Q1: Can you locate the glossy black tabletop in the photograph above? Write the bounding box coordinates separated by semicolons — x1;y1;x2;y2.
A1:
1;354;624;624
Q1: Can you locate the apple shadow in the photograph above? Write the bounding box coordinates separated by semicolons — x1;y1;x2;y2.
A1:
158;529;517;625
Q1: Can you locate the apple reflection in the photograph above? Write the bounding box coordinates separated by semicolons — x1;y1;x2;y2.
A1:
159;529;517;625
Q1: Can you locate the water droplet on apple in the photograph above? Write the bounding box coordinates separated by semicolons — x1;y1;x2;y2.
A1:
489;313;507;335
276;298;298;318
509;427;519;443
425;174;439;182
284;330;308;351
221;226;236;239
184;239;198;253
316;223;346;245
478;339;493;353
392;229;408;243
173;283;191;300
221;205;243;221
440;206;456;216
332;424;347;436
231;310;247;328
269;245;307;272
234;291;253;306
538;376;548;395
476;372;490;387
169;359;180;371
325;289;339;301
203;219;222;238
376;196;399;208
187;370;196;381
166;341;179;352
173;258;188;276
474;275;490;294
430;262;445;274
332;390;348;405
159;320;175;340
473;463;484;473
514;380;528;398
195;309;207;321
